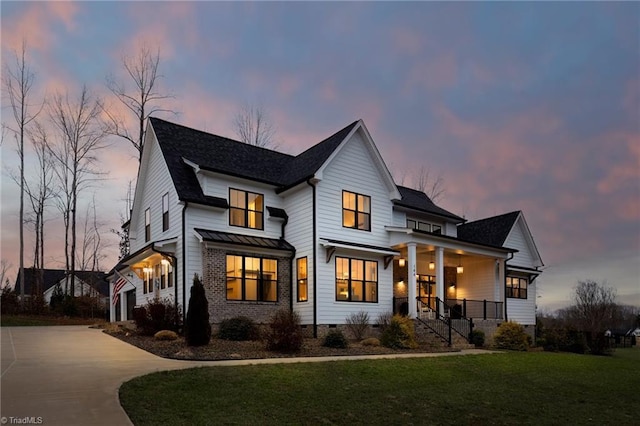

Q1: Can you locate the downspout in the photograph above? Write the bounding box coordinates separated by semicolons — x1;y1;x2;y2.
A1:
504;252;514;322
278;211;294;314
151;245;178;330
306;179;318;338
182;202;188;327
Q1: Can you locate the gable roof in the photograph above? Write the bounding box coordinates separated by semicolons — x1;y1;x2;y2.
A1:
457;211;520;247
395;186;464;222
14;268;109;297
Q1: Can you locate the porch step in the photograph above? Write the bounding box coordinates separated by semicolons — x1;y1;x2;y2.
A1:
413;319;475;349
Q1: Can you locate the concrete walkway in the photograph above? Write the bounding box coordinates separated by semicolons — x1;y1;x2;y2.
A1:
1;326;494;426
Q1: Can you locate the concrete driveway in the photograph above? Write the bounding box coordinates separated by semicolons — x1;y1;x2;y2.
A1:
0;326;212;426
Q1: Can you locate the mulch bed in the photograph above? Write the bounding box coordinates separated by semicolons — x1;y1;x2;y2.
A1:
104;326;456;361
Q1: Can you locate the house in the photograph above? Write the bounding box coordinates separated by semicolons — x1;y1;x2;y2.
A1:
109;117;543;342
14;267;109;305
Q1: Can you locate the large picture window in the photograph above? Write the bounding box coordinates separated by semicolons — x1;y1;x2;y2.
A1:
230;189;264;230
297;257;308;302
226;255;277;301
342;191;371;231
335;257;378;302
506;276;528;299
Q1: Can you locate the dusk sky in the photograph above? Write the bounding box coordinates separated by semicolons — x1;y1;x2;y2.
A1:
1;1;638;311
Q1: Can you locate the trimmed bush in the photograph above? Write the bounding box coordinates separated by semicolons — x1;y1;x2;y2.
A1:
493;321;529;351
345;311;370;341
218;316;260;341
185;274;211;346
470;329;485;348
361;337;381;347
133;297;182;336
323;329;349;349
380;315;418;349
154;330;179;341
266;309;303;353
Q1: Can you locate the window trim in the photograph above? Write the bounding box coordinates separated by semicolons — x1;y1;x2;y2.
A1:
162;193;169;232
144;208;150;242
335;256;378;303
297;257;308;302
342;190;371;231
506;276;528;299
229;188;264;230
226;255;278;302
406;219;441;234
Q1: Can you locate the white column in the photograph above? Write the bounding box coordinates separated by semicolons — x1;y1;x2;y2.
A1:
435;247;445;303
407;243;417;318
120;291;127;321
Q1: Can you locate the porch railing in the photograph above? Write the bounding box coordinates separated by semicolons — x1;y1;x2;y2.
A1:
420;297;473;342
444;298;504;320
416;297;452;345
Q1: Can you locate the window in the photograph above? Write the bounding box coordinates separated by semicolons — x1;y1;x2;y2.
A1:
342;191;371;231
335;257;378;302
407;219;442;234
297;257;308;302
159;263;166;289
167;263;173;288
226;255;277;301
143;268;152;294
144;208;150;242
230;189;264;230
507;276;528;299
162;193;169;232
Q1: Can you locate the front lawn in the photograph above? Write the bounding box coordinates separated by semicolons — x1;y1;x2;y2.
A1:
120;349;639;425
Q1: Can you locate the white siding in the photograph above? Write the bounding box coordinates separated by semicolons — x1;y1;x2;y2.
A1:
313;130;396;324
507;284;536;325
505;217;538;325
506;220;536;268
455;258;497;302
392;210;406;227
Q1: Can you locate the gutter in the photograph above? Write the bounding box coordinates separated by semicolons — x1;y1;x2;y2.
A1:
306;179;318;338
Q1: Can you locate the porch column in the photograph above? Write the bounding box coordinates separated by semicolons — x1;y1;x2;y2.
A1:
120;292;127;321
407;243;417;318
109;281;115;322
435;247;445;302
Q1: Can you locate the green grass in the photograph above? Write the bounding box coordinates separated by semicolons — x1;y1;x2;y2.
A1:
120;350;640;425
0;314;105;327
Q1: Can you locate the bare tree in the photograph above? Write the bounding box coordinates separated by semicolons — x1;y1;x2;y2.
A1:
104;44;175;161
413;166;445;202
78;196;106;278
47;86;107;297
566;280;617;354
233;103;278;148
3;40;42;303
0;259;11;290
110;180;133;260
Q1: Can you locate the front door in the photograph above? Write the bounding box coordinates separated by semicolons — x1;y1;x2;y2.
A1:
417;275;436;309
126;290;136;321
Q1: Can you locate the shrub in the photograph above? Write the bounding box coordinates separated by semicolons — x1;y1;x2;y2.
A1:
493;321;529;351
185;274;211;346
0;283;19;315
361;337;381;347
323;329;349;349
154;330;179;341
470;329;485;348
380;315;418;349
376;311;393;332
266;309;303;353
345;311;370;341
133;298;182;336
218;316;260;341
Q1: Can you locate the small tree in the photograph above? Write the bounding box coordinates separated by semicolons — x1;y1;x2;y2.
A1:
185;274;211;346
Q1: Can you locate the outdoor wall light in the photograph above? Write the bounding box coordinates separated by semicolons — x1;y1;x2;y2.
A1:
457;255;464;274
398;258;406;267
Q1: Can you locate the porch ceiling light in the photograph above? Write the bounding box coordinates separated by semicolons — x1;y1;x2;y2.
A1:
398;258;406;267
429;253;435;270
457;255;463;274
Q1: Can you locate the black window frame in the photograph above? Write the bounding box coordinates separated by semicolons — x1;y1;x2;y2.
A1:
229;188;264;230
162;193;169;232
506;276;528;299
335;256;378;303
342;190;371;231
226;255;278;302
407;219;442;235
144;208;150;242
297;257;308;302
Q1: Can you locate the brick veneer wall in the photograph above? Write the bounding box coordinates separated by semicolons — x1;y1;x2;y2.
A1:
201;246;292;324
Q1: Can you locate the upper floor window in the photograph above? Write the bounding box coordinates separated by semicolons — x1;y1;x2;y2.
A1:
144;208;150;242
335;257;378;302
162;193;169;232
226;255;277;301
506;276;528;299
230;189;264;230
297;257;308;302
407;219;441;234
342;191;371;231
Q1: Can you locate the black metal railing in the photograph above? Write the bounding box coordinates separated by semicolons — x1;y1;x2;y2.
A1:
444;298;504;320
416;297;452;345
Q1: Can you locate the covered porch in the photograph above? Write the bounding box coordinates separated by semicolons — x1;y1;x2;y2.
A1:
388;228;514;322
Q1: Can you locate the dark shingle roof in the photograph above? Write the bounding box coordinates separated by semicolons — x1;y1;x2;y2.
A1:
14;268;109;297
194;228;295;252
457;211;521;247
150;117;358;203
395;186;464;222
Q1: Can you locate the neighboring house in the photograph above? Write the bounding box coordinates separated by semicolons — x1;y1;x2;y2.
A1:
109;117;543;342
14;268;109;305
